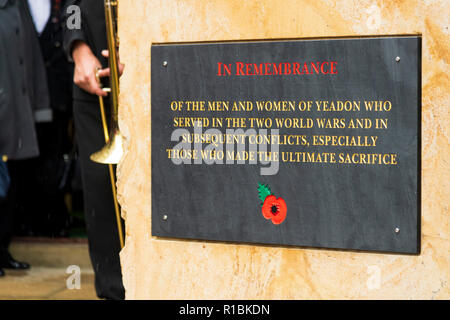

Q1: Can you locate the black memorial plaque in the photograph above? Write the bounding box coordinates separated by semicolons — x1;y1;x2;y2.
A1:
151;37;421;254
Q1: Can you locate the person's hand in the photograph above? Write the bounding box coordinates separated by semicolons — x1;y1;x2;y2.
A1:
72;41;107;97
96;50;125;78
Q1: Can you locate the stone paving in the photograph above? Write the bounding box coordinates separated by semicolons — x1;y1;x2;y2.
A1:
0;267;98;300
0;240;98;300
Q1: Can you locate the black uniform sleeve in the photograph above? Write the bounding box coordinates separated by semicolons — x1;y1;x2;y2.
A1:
63;0;86;62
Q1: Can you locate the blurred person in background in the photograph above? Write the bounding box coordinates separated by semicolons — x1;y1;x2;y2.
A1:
11;0;75;237
0;0;51;276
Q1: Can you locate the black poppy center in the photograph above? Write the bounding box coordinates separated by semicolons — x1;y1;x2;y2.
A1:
271;205;279;215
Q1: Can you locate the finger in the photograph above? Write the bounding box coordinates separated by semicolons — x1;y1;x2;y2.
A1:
102;49;125;75
97;68;110;78
89;76;107;97
96;87;108;97
99;66;125;77
96;85;108;97
103;49;122;64
118;63;125;76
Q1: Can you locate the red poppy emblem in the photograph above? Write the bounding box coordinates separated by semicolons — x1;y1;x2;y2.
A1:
258;183;287;225
262;195;287;225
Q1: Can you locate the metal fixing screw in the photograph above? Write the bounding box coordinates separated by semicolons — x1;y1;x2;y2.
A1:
163;215;168;221
395;56;401;62
395;227;400;234
163;61;168;67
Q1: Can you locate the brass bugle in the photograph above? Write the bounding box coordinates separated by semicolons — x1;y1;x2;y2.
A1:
90;0;123;165
90;0;124;249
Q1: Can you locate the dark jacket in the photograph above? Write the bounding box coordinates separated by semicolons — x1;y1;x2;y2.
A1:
39;0;73;113
63;0;107;102
0;0;51;160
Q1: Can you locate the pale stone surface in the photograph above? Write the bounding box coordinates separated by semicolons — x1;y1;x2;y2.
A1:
117;0;449;299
